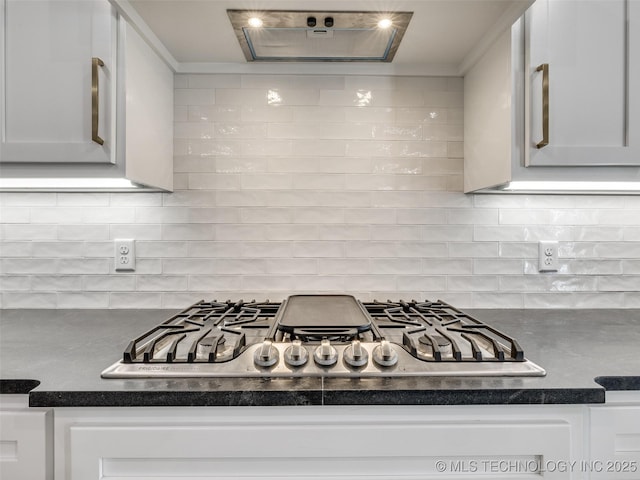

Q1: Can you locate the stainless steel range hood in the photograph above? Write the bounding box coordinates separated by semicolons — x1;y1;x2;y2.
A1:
227;10;413;62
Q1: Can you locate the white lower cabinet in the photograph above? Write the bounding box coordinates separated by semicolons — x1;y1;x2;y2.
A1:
589;392;640;480
54;405;585;480
0;395;53;480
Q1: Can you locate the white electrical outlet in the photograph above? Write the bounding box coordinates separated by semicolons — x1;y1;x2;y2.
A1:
114;239;135;272
538;240;558;272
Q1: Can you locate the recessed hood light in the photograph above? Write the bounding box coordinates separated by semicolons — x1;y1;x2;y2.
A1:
227;10;413;63
247;17;263;28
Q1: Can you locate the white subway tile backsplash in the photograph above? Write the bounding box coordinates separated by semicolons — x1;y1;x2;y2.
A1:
500;209;551;225
422;259;472;275
161;224;215;241
58;292;110;308
0;242;32;257
292;139;346;157
136;275;188;291
163;258;218;275
422;225;473;242
187;174;242;190
135;241;188;258
371;258;422;275
318;258;369;275
109;293;163;308
344;208;395;225
293;174;346;190
292;207;345;224
293;241;344;258
2;73;639;308
0;192;56;206
448;242;498;258
598;275;640;292
134;259;163;275
473;259;524;275
188;275;242;291
474;226;526;242
397;275;446;291
264;225;318;241
174;88;215;106
30;207;84;224
0;207;29;223
218;224;269;241
3;292;57;308
25;281;67;302
448;275;499;292
448;208;498;225
2;225;58;240
187;241;243;258
371;158;422;175
423;91;463;108
622;260;640;274
572;226;626;242
31;242;84;258
472;292;524;308
370;225;421;241
624;292;640;307
242;241;291;258
57;225;109;241
109;224;162;240
84;275;136;291
188;74;240;89
265;258;318;275
1;275;31;291
317;225;370;241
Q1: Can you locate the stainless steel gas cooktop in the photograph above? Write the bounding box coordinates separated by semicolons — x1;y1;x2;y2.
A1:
101;295;545;378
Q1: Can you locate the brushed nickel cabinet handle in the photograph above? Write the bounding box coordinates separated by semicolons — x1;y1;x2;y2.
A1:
92;57;105;145
536;63;549;149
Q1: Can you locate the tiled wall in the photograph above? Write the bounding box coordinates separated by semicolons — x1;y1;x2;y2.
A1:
1;74;640;309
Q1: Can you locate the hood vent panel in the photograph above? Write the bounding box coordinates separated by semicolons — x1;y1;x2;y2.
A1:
228;10;413;63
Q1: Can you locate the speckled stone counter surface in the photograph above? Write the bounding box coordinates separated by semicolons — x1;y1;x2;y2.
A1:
1;309;638;407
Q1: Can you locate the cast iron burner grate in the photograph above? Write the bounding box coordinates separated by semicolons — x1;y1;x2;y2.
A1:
363;300;524;362
123;300;281;364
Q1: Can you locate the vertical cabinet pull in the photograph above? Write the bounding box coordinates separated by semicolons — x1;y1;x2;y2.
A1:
92;57;105;145
536;63;549;149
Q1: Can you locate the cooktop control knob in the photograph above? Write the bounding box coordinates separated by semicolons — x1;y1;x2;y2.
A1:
343;340;368;368
253;340;279;368
373;340;398;367
284;340;309;367
314;339;338;366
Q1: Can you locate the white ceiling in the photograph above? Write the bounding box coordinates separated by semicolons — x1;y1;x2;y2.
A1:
125;0;534;75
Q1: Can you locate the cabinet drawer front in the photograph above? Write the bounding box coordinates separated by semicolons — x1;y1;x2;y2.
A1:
69;420;573;479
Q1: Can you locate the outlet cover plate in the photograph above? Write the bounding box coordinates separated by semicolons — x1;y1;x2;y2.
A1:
114;239;135;272
538;240;558;272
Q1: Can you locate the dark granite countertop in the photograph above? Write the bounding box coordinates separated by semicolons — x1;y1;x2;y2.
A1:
1;309;638;407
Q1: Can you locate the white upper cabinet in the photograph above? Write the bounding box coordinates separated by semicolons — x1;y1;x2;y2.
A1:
464;0;640;192
0;0;173;191
526;0;640;166
1;0;117;164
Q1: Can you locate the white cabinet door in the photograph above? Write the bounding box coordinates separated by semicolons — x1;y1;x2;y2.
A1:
57;406;581;480
525;0;640;166
119;20;173;191
0;398;53;480
0;0;116;164
590;404;640;479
